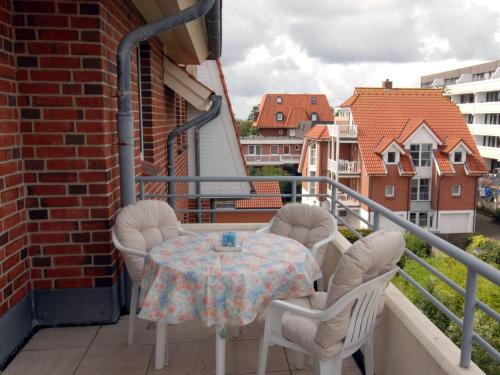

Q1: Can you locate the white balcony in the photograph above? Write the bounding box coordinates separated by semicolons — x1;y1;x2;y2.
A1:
327;124;358;139
457;101;500;114
328;158;361;175
244;154;301;165
477;145;500;160
337;192;360;207
240;136;303;145
468;123;500;137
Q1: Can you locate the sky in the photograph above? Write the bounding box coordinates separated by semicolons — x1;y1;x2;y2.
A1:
220;0;500;119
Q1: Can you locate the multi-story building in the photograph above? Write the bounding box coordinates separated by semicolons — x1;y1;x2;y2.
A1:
421;60;500;172
241;94;333;166
299;81;487;234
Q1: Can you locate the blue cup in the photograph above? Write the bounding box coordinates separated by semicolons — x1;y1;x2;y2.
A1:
221;232;236;247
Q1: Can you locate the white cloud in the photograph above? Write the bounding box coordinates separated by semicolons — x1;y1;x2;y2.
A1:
221;0;500;118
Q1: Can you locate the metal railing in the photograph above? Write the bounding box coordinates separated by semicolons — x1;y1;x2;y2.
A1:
328;159;361;174
136;175;500;368
327;124;358;138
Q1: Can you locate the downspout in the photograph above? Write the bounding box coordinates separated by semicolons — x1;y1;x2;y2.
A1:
167;95;222;209
195;125;202;222
117;0;217;207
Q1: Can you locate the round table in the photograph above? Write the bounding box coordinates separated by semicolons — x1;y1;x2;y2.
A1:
139;231;322;374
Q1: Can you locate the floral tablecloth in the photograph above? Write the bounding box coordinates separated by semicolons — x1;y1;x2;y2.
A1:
138;231;322;327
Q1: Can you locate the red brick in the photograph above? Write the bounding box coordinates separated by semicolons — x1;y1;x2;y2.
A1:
73;71;102;82
71;43;101;55
53;255;91;266
45;267;81;278
44;244;81;255
31;70;71;82
27;15;68;27
43;108;82;120
39;172;78;183
23;134;63;145
41;196;79;207
14;2;55;13
38;29;78;41
33;280;52;289
46;159;86;170
70;17;100;29
18;82;59;94
31;232;69;244
28;42;69;55
50;208;89;219
40;56;80;69
28;185;66;196
36;147;75;158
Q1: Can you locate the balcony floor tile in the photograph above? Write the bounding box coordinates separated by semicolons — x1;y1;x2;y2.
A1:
24;326;99;351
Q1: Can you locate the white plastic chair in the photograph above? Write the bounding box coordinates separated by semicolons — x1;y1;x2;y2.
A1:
111;200;194;350
257;268;398;375
257;203;337;291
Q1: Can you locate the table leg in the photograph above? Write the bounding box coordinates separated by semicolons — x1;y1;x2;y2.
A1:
216;324;226;375
155;321;168;370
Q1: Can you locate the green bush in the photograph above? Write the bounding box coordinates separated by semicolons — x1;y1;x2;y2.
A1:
466;235;500;269
404;232;431;258
338;227;373;243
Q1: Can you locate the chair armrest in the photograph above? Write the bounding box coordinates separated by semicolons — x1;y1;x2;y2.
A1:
311;231;338;260
256;221;272;233
112;230;148;258
177;222;196;236
267;299;324;320
327;273;336;291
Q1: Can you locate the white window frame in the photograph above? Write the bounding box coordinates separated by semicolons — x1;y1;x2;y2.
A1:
386;151;397;164
385;185;395;197
248;145;261;155
410;144;432;167
453;151;463;163
295;145;300;151
276;112;284;121
409;211;433;228
452;184;461;196
270;145;279;155
311;112;318;121
411;178;430;201
309;142;317;166
311;96;317;104
289;129;296;137
276;96;282;104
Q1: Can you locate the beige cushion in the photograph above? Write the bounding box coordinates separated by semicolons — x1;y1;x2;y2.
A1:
315;230;404;349
114;200;178;282
270;203;333;263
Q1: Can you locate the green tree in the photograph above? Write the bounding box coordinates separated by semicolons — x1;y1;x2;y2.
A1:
249;166;295;202
237;119;257;137
247;105;259;121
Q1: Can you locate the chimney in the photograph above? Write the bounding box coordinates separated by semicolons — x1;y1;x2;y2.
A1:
382;79;393;89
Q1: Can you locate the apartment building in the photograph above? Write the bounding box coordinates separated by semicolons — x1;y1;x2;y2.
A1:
421;60;500;172
300;82;487;234
240;94;333;166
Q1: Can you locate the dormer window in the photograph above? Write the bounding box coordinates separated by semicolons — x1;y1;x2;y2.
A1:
453;151;463;163
387;152;396;164
311;96;317;104
276;112;284;121
311;112;319;121
276;96;282;104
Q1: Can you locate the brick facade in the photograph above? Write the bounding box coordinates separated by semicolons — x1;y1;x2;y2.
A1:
0;0;190;319
369;165;411;211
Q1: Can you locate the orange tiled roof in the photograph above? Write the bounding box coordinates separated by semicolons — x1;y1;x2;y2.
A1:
342;87;486;175
304;125;330;140
440;136;472;154
399;154;416;175
433;150;455;175
235;181;283;209
374;136;404;155
254;94;333;129
397;118;443;144
465;154;488;175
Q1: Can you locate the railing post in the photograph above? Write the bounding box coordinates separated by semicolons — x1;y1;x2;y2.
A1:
330;183;337;216
373;212;380;230
291;181;297;203
140;182;145;200
460;269;478;368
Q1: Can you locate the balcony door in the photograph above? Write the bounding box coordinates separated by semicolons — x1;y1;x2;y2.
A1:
248;145;262;155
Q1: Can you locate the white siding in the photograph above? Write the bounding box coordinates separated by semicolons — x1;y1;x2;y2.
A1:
187;61;250;195
437;210;474;233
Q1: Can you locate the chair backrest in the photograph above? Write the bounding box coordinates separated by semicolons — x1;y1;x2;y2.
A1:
328;268;398;352
113;200;178;282
315;230;405;349
269;203;334;249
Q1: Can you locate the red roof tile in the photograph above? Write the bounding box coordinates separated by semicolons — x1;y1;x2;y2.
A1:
440;136;473;154
341;87;486;175
433;150;455;175
399;154;416;175
304;125;330;140
396;118;443;144
465;154;488;175
235;181;283;209
374;137;403;155
254;94;333;129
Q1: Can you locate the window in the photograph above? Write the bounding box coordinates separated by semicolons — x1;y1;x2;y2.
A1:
460;94;474;103
486;91;500;102
276;96;282;104
311;96;317;104
311;112;319;121
409;212;433;228
248;145;261;155
387;151;396;164
309;171;316;194
289;129;296;137
278;129;283;135
276;112;284;121
464;114;474;124
385;185;395;197
453;151;463;163
485;113;500;124
410;144;432;167
483;136;500;148
452;185;461;196
295;145;300;151
283;145;290;154
270;146;279;154
411;178;430;201
310;142;317;166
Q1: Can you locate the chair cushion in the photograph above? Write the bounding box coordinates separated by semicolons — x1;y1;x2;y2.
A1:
115;200;178;282
270;203;333;255
315;230;404;349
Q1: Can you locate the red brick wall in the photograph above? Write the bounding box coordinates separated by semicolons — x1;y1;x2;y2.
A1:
0;0;30;318
434;164;477;211
0;0;190;319
369;165;411;211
